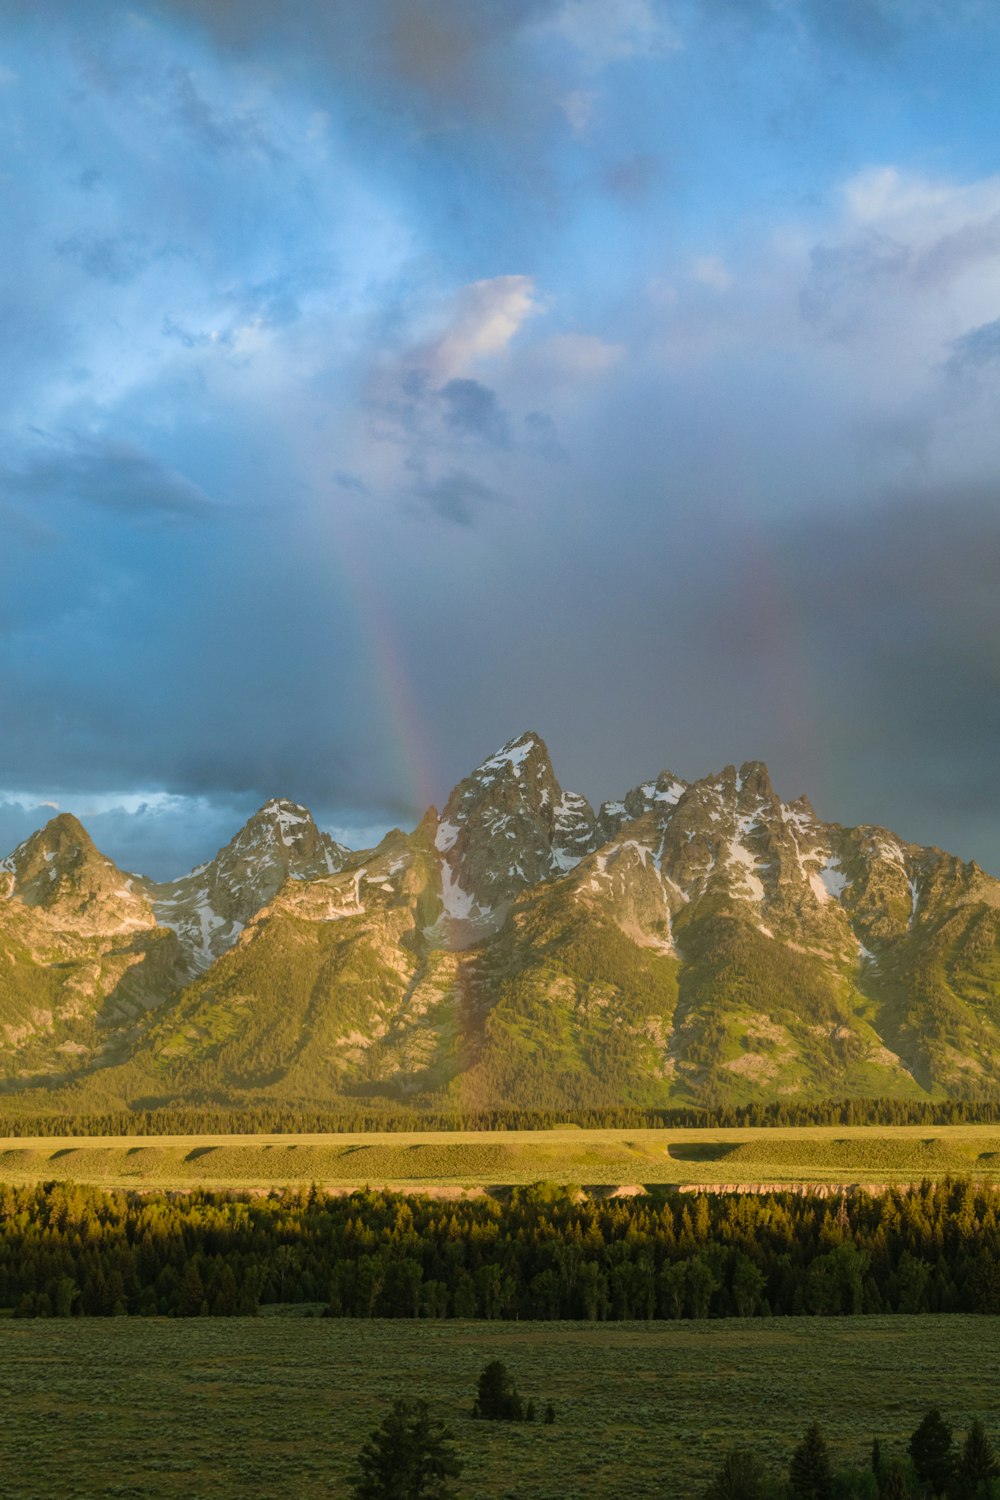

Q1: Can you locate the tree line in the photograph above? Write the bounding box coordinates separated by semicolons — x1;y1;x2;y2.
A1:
702;1409;1000;1500
351;1398;1000;1499
3;1094;1000;1137
4;1177;1000;1320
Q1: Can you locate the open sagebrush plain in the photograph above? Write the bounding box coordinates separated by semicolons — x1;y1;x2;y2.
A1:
4;1124;1000;1191
1;1316;999;1498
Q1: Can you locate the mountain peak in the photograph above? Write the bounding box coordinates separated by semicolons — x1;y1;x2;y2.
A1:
473;731;551;781
149;797;350;972
737;760;775;800
1;813;154;930
3;812;101;882
434;731;597;924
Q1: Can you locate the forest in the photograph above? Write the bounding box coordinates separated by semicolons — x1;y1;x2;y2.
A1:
3;1094;1000;1137
4;1177;1000;1321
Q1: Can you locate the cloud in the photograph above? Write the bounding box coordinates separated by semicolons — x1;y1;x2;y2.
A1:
438;378;511;446
414;469;503;525
539;0;679;69
163;62;280;159
55;231;164;285
536;332;624;377
5;434;216;520
414;276;540;381
334;470;370;494
560;88;596;135
699;0;964;56
946;318;1000;377
690;256;733;292
600;152;661;202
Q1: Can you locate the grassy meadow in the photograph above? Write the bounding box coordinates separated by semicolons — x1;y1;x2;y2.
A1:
1;1316;998;1498
3;1124;1000;1191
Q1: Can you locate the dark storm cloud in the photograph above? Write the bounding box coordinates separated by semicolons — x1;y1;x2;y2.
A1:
4;435;216;520
945;318;1000;375
414;470;503;526
147;0;555;123
55;232;163;285
5;0;1000;882
438;379;511;447
703;485;1000;854
800;234;910;335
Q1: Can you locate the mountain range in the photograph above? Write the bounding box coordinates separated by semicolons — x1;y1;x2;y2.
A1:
3;732;1000;1112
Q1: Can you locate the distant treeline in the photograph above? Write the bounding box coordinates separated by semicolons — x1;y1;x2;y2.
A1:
4;1178;1000;1320
3;1095;1000;1137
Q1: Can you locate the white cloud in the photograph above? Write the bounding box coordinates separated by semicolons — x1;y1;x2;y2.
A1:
690;255;732;292
412;275;541;380
539;0;680;70
540;332;625;376
560;88;597;136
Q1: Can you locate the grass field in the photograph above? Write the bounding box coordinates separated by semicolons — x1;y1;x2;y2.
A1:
3;1124;1000;1191
0;1316;997;1498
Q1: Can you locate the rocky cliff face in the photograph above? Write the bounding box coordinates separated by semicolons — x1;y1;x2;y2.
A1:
0;816;181;1084
432;732;598;934
149;799;348;973
5;735;1000;1107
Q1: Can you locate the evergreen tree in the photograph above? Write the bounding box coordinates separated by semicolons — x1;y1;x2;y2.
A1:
703;1447;772;1500
789;1422;833;1500
351;1399;462;1500
956;1420;999;1499
908;1409;954;1497
871;1438;883;1486
475;1360;524;1421
881;1458;910;1499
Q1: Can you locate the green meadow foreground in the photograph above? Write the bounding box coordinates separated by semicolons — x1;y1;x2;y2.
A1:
1;1316;997;1498
4;1124;1000;1190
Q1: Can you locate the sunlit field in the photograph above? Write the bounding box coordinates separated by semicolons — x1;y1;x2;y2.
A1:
3;1124;1000;1191
1;1316;997;1498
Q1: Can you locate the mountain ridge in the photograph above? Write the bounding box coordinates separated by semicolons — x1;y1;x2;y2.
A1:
3;731;1000;1111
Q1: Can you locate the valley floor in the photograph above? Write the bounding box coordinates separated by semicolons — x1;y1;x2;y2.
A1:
3;1123;1000;1191
0;1315;996;1498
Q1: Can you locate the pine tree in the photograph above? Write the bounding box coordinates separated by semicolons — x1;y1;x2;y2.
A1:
881;1457;910;1499
909;1409;954;1497
703;1447;772;1500
351;1399;462;1500
871;1437;883;1486
956;1420;999;1499
475;1359;524;1421
788;1422;833;1500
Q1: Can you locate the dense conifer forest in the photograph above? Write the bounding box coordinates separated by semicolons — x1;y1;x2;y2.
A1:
3;1095;1000;1137
4;1178;1000;1321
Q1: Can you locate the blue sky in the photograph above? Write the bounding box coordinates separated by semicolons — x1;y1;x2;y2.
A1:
3;0;1000;876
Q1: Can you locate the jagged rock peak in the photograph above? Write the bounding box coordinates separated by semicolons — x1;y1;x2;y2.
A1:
433;731;599;921
736;760;775;800
0;813;154;929
3;811;94;866
149;797;350;972
212;797;350;874
599;769;688;837
470;730;554;783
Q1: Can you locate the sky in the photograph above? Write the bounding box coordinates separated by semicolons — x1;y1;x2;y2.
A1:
3;0;1000;878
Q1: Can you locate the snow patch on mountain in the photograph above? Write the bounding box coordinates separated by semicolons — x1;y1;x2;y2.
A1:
809;858;848;904
727;840;765;901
